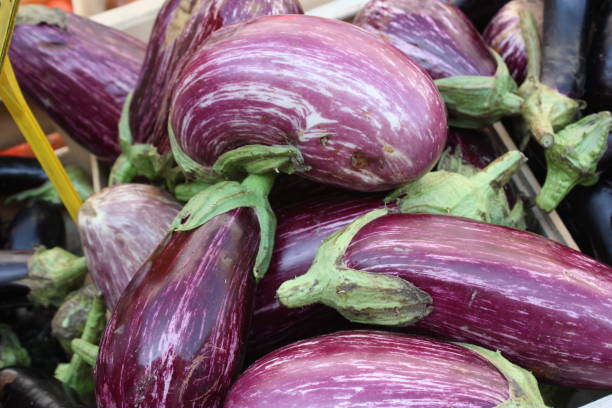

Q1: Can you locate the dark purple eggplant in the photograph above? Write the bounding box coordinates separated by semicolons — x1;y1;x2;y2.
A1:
586;0;612;114
96;174;275;408
78;184;181;310
228;330;548;408
278;210;612;388
0;367;87;408
0;251;31;286
443;0;511;30
5;200;65;251
112;0;303;184
169;15;447;192
483;0;544;84
574;177;612;266
0;157;48;196
9;5;145;162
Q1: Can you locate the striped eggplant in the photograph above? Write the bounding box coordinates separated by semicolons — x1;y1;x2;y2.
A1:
278;210;612;388
113;0;303;183
9;5;145;162
95;175;276;408
78;184;181;310
227;330;548;408
483;0;543;85
353;0;523;128
169;15;447;192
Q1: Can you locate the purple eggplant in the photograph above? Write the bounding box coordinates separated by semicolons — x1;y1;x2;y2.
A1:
483;0;543;85
586;0;612;114
169;15;447;192
77;184;180;310
113;0;303;184
278;210;612;388
9;5;145;162
227;330;548;407
0;157;48;196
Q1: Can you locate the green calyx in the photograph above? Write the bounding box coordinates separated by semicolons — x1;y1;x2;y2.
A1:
0;324;30;369
55;294;106;397
458;343;549;408
19;247;88;308
536;112;612;211
387;150;527;228
71;339;99;367
171;173;277;281
277;209;433;326
51;284;98;354
8;166;93;204
16;4;66;28
435;51;523;129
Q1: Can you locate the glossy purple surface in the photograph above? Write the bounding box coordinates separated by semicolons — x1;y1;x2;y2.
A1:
9;6;145;162
171;15;447;192
354;0;496;79
340;213;612;388
129;0;303;153
483;0;543;84
250;184;387;357
77;184;181;310
227;330;510;407
95;208;259;407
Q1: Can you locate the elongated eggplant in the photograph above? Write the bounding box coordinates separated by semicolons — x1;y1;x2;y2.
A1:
0;367;86;408
78;184;180;309
5;200;65;251
483;0;543;84
444;0;511;30
278;210;612;388
0;157;48;196
9;5;145;162
586;0;612;114
126;0;302;152
169;15;447;192
228;330;548;407
95;174;280;408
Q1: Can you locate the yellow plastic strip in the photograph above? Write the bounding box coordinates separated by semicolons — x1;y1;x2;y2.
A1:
0;58;83;221
0;0;18;67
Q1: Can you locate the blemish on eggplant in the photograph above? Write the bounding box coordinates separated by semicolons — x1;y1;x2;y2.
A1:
351;152;369;169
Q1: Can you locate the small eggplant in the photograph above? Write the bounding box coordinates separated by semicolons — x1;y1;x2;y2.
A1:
278;210;612;388
227;330;548;408
78;184;181;309
51;284;98;354
5;200;65;251
169;15;447;192
0;157;48;196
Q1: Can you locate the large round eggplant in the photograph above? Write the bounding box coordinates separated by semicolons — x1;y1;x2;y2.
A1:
78;184;181;310
278;211;612;388
9;5;145;162
169;15;447;192
228;330;548;408
483;0;543;84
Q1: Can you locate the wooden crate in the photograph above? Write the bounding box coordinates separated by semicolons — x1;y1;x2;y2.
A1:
3;0;578;249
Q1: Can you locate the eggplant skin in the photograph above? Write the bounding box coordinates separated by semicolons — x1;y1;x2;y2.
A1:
129;0;303;153
342;213;612;388
585;0;612;113
354;0;496;79
227;330;510;407
95;208;259;408
483;0;543;84
78;184;181;310
9;6;145;162
170;15;447;192
6;200;65;251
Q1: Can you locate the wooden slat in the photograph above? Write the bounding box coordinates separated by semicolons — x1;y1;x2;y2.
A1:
72;0;107;17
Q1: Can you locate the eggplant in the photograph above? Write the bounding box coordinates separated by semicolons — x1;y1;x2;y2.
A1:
443;0;511;30
96;175;274;407
0;251;32;286
483;0;544;84
574;177;612;266
8;167;93;206
51;284;98;354
9;5;145;162
0;157;48;196
5;200;65;251
586;0;612;114
169;15;447;192
0;367;86;408
78;184;181;309
278;210;612;388
227;330;548;407
113;0;303;184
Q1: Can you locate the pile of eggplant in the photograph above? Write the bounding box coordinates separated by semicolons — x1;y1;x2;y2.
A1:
2;0;611;407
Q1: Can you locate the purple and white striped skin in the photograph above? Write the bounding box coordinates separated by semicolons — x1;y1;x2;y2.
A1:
170;15;447;192
77;184;180;310
249;182;387;357
227;330;518;408
9;5;145;162
95;208;259;408
127;0;303;153
331;213;612;388
353;0;497;80
483;0;543;85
